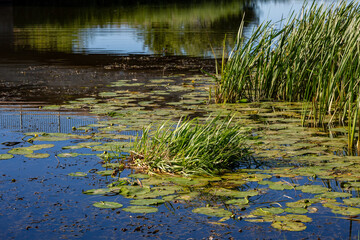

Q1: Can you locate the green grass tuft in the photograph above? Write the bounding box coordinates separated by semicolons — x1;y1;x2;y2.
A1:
130;116;251;175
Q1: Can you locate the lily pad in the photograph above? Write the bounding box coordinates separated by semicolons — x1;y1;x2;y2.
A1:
176;192;200;201
192;207;232;218
96;170;114;176
130;199;165;206
93;201;123;209
83;188;110;195
258;180;294;190
122;206;158;213
62;145;83;150
77;142;102;147
343;198;360;206
128;173;150;179
271;221;307;231
57;153;79;158
211;188;258;198
315;192;352;199
8;148;33;155
117;186;151;198
274;214;312;223
284;207;308;214
24;153;50;159
68;172;87;177
34;136;69;141
0;154;13;160
27;144;55;150
225;198;249;205
102;163;125;169
296;185;329;194
331;207;360;216
252;207;284;216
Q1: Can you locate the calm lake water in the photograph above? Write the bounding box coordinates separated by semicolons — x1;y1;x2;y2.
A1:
0;0;308;60
1;1;358;239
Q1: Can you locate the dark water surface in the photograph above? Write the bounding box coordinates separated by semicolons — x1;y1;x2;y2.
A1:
2;1;357;240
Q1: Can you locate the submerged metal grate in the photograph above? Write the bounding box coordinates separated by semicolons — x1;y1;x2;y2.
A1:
0;106;98;133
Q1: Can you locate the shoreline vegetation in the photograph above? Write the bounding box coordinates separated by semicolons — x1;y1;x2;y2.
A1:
213;1;360;152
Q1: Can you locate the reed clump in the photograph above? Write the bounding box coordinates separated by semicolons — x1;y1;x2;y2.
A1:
216;1;360;151
130;116;251;175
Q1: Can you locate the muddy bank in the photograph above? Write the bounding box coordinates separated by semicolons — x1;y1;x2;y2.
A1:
0;55;215;103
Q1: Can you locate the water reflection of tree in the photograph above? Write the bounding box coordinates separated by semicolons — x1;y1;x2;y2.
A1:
11;0;258;56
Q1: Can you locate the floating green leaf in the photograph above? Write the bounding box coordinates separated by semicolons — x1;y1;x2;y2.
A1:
68;172;87;177
130;199;165;206
225;198;249;205
271;221;307;231
192;207;232;218
25;153;50;159
93;201;123;209
296;185;329;194
122;206;158;213
252;207;284;216
211;188;258;198
27;144;55;150
34;136;69;141
128;173;150;179
83;188;110;195
343;198;360;206
96;170;114;176
284;207;308;214
331;207;360;216
57;153;79;158
62;145;83;150
0;154;13;160
8;148;33;155
315;192;352;199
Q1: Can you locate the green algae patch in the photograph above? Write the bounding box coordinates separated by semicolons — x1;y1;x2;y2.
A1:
192;207;232;218
93;201;123;209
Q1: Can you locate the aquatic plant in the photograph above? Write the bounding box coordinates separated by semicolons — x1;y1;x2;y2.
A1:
130;116;251;175
215;1;360;152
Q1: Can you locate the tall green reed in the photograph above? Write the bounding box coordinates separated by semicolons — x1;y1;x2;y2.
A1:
130;116;251;175
216;1;360;152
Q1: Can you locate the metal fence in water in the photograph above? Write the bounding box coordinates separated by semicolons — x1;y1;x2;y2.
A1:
0;106;99;133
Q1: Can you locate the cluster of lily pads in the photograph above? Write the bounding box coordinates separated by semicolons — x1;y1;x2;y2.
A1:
69;166;360;232
2;74;360;233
